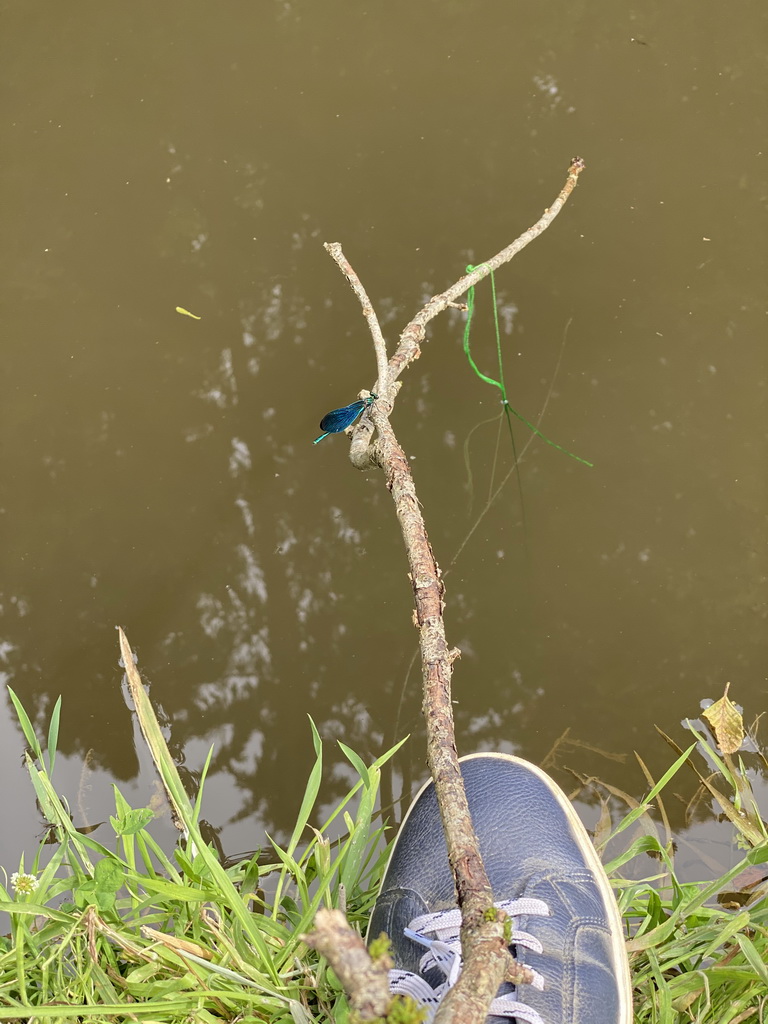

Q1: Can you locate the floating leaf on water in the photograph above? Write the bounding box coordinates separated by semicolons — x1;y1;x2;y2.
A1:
175;306;201;319
702;682;744;754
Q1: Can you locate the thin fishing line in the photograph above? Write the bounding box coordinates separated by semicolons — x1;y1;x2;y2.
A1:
463;264;592;467
488;409;505;505
505;402;592;467
501;401;529;541
462;413;500;516
445;317;575;576
391;646;421;764
464;265;523;516
488;267;528;534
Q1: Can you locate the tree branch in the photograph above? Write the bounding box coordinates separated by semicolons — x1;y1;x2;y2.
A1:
323;241;389;394
319;158;586;1024
389;156;585;384
301;909;392;1020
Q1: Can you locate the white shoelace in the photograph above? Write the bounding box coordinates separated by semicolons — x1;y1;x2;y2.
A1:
388;898;550;1024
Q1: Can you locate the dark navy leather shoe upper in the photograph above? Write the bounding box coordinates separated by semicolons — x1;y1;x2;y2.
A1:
369;753;632;1024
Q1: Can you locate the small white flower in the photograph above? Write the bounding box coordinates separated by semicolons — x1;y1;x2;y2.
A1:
11;871;39;896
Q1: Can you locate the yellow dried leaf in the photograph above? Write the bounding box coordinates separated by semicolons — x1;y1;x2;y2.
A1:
702;683;744;754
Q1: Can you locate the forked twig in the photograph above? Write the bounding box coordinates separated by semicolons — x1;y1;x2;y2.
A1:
311;158;586;1024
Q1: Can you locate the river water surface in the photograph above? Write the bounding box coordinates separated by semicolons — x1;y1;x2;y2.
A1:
2;1;766;879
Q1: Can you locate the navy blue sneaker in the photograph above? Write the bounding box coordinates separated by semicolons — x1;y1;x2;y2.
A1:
369;753;632;1024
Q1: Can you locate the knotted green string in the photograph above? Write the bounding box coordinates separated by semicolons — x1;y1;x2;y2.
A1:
463;265;593;468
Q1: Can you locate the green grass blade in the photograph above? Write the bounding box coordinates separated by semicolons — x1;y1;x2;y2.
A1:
270;720;324;917
311;735;409;846
193;746;215;821
117;627;282;988
6;687;45;762
287;719;323;858
340;768;377;895
338;741;371;787
0;903;75;924
46;696;62;776
735;932;768;984
605;744;695;843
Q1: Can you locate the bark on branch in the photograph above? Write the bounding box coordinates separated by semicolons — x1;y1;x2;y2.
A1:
301;909;392;1019
316;158;586;1024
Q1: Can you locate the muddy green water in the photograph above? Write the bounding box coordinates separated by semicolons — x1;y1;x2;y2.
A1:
2;1;766;879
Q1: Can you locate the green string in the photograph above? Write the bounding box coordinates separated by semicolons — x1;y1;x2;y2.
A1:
463;265;502;391
462;265;593;468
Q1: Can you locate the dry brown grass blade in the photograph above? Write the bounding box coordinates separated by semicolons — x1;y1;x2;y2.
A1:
540;729;626;772
566;768;661;842
118;626;187;834
592;794;613;851
84;905;154;962
141;925;214;961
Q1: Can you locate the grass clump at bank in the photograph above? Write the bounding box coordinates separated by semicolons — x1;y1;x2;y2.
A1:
603;700;768;1023
1;643;766;1023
